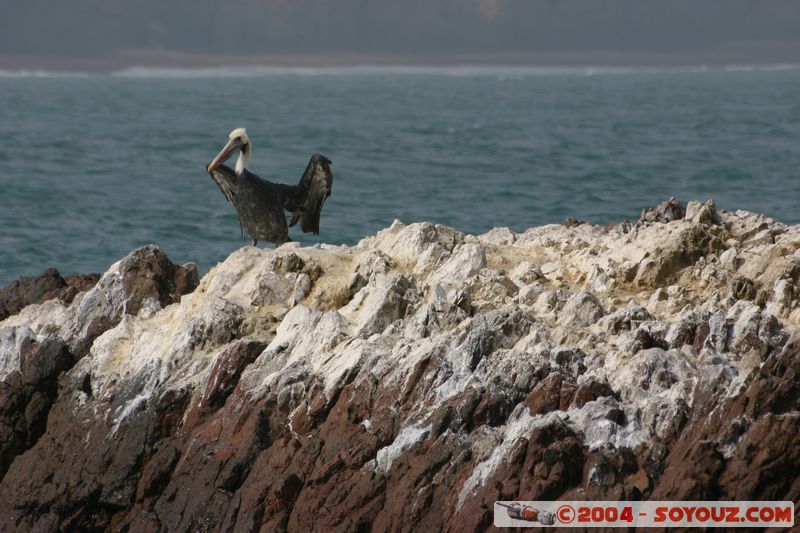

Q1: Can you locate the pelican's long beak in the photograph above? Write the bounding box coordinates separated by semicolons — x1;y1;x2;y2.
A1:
207;137;244;172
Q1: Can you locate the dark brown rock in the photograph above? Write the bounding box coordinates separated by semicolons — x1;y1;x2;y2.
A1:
0;337;72;479
563;216;586;228
117;245;199;315
184;339;267;430
572;379;617;408
0;268;100;320
2;329;799;532
0;246;198;514
525;373;577;415
638;196;686;223
0;268;63;320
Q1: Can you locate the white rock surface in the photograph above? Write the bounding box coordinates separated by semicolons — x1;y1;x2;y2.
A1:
2;203;799;500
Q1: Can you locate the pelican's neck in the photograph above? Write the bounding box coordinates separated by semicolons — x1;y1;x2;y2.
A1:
235;147;251;176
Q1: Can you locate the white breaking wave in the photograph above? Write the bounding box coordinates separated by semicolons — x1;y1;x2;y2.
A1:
722;63;800;72
111;65;649;78
2;64;799;79
111;63;800;79
0;69;94;78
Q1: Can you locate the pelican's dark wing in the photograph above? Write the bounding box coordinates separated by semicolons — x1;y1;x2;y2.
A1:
207;163;239;204
281;154;333;235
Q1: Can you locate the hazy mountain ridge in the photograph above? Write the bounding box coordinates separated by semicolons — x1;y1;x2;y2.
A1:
2;0;799;61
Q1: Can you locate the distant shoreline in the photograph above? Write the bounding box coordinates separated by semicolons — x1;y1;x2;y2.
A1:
3;64;798;80
2;45;799;73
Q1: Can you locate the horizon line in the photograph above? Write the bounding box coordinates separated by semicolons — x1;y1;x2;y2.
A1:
1;63;799;79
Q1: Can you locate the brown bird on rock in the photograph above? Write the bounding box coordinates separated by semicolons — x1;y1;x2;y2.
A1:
206;127;333;246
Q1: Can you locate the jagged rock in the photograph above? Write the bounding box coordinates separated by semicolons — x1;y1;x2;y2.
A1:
600;302;653;334
508;261;542;286
479;227;517;246
563;216;587;228
686;199;720;225
1;202;800;532
573;379;617;408
428;243;486;287
184;339;268;428
0;246;200;362
0;268;100;321
340;272;416;337
0;337;72;478
516;283;544;306
525;373;577;414
639;196;685;223
633;224;726;287
559;291;604;327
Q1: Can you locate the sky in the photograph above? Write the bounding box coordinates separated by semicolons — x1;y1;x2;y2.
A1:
1;0;799;66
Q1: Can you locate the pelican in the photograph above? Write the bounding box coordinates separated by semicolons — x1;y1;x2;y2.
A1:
206;127;333;246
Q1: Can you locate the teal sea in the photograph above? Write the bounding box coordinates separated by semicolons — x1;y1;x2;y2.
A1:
1;65;799;285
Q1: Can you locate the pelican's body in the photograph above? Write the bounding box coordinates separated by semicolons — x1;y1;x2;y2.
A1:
206;128;333;246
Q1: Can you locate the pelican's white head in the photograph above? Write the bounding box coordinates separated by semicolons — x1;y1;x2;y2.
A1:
207;127;253;175
229;127;250;146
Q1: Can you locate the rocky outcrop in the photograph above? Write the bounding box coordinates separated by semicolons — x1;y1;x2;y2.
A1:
0;246;198;496
0;268;100;321
0;200;799;531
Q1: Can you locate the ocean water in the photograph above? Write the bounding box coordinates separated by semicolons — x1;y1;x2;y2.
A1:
1;65;799;285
